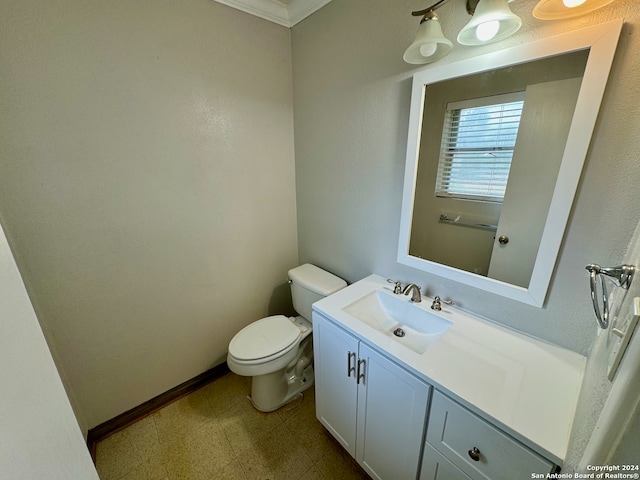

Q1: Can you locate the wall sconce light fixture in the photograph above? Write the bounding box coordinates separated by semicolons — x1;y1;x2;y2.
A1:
403;0;521;64
457;0;522;45
403;10;453;64
533;0;615;20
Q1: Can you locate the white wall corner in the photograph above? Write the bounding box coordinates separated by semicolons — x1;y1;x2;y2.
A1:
214;0;290;27
214;0;332;27
287;0;333;26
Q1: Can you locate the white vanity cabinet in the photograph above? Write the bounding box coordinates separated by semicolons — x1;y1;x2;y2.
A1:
313;312;431;480
421;391;555;480
312;275;585;480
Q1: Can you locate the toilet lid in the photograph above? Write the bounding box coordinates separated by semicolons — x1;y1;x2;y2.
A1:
229;315;301;361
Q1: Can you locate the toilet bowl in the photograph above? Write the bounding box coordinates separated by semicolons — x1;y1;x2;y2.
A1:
227;264;346;412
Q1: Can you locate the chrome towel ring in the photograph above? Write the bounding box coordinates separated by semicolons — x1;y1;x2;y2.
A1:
585;264;635;329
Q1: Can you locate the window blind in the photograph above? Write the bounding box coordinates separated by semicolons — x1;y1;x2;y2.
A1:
435;92;525;203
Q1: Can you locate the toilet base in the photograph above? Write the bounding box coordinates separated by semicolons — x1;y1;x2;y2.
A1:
249;364;314;412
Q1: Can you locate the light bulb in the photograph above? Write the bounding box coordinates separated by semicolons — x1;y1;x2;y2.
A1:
476;20;500;42
563;0;587;6
419;42;438;58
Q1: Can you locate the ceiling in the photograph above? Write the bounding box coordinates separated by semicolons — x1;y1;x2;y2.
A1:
214;0;333;27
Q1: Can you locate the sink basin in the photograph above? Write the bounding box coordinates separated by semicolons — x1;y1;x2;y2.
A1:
343;289;453;354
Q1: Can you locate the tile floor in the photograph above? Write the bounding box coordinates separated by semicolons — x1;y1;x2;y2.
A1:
95;372;372;480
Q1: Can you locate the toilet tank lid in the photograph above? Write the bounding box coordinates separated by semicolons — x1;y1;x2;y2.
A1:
288;264;347;296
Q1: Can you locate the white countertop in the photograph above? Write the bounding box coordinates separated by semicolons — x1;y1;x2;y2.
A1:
312;274;586;465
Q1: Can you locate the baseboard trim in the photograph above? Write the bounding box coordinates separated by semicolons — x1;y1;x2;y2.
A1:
86;362;230;462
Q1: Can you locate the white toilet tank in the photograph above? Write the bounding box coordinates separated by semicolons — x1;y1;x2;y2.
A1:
288;264;346;321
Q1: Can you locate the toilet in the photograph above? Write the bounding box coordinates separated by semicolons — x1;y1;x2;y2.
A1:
227;264;346;412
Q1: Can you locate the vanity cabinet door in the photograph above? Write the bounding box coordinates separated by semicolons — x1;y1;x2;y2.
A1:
313;313;359;456
313;312;431;480
356;343;430;480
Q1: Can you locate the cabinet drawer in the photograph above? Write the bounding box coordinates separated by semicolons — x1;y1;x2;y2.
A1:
426;391;554;480
421;443;472;480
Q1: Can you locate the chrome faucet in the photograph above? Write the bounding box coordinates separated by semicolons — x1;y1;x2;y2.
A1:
403;283;422;303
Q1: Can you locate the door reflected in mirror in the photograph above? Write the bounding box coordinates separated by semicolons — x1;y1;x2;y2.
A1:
409;51;589;288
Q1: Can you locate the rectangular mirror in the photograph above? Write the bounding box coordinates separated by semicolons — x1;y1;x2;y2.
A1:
398;19;623;307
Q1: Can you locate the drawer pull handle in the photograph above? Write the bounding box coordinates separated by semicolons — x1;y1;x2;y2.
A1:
468;447;481;462
357;359;366;384
347;352;356;377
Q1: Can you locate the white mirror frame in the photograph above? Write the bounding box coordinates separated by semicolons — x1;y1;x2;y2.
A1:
398;19;623;307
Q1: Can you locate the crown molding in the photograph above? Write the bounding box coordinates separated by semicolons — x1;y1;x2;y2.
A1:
214;0;332;27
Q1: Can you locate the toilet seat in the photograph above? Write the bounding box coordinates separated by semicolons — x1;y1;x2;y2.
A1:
228;315;301;362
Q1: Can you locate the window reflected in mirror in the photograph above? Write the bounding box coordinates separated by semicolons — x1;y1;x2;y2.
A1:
408;50;589;287
435;92;525;203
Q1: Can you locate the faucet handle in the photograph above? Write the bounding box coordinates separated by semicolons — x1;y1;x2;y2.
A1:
431;295;453;311
431;296;442;311
386;279;403;294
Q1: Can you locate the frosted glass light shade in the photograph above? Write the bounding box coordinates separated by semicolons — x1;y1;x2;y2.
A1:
457;0;522;46
403;17;453;65
533;0;616;20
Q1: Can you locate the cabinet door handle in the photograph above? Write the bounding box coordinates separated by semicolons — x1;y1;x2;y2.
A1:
357;359;366;385
347;351;356;377
468;447;481;462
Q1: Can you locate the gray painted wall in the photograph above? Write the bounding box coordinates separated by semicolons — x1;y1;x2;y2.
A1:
0;0;297;431
566;219;640;471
